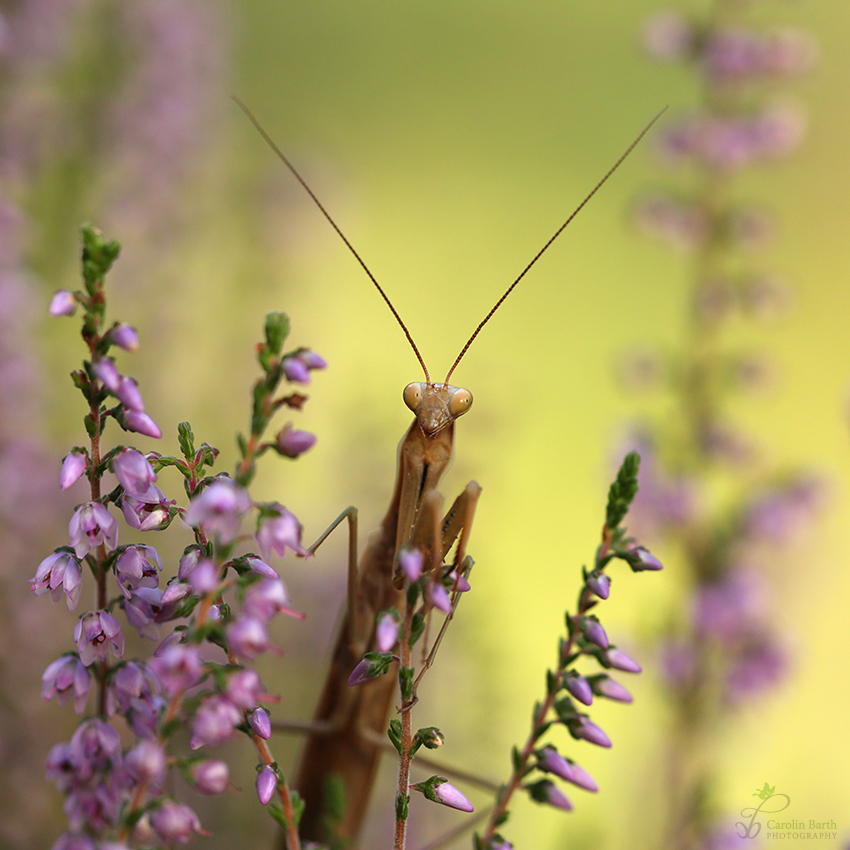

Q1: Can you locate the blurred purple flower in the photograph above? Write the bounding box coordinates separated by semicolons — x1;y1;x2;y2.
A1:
41;656;91;714
184;478;251;544
191;760;230;795
59;451;87;490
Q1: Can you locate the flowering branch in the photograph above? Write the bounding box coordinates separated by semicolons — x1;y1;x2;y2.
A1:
36;224;323;849
477;451;662;849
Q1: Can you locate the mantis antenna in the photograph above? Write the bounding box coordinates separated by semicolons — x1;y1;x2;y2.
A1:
232;96;666;386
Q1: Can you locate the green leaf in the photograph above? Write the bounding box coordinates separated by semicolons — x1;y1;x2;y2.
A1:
605;450;641;529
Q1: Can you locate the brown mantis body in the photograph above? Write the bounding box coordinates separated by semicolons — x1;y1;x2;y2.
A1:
234;97;664;846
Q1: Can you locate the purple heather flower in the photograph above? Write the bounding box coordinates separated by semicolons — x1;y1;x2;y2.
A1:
123;408;162;439
446;570;471;592
120;484;173;531
633;192;709;251
256;503;308;559
45;742;77;793
65;785;124;833
585;571;610;600
191;759;230;795
59;451;88;490
150;800;204;844
69;502;118;558
68;718;122;779
413;778;474;812
376;611;400;652
190;695;242;749
149;643;204;696
256;765;278;805
114;544;162;598
49;289;77;316
570;716;612;748
582;617;609;649
399;547;424;581
124;740;166;785
603;648;642;674
347;654;391;687
692;570;763;641
115;375;144;410
74;610;124;666
177;546;203;579
565;671;593;706
592;675;633;703
282;348;326;384
124;587;174;640
725;633;787;703
702;27;815;84
538;746;598;792
105;661;159;717
281;355;309;384
160;579;191;606
225;668;265;710
92;358;122;392
244;577;303;621
248;707;272;739
275;425;316;458
428;580;452;614
31;550;83;610
184;479;251;544
187;558;219;595
490;840;514;850
226;615;276;661
298;349;327;370
626;546;663;572
111;322;138;351
534;779;573;811
41;655;91;714
112;448;157;496
245;555;278;578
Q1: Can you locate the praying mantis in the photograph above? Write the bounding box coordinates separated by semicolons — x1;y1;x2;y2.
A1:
234;97;664;847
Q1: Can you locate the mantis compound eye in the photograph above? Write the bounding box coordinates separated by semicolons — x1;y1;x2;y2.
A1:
403;382;425;412
448;387;473;418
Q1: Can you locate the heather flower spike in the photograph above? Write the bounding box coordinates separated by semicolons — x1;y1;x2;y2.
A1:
478;451;660;845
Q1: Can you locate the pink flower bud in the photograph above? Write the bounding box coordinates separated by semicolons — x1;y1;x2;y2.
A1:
249;708;272;740
123;409;162;439
399;548;423;582
49;289;77;316
151;801;205;843
59;451;87;490
603;648;642;674
376;611;400;652
112;448;157;496
111;322;139;351
192;759;230;795
256;765;278;805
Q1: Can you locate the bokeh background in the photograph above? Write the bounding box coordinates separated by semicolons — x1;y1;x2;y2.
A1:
2;0;848;848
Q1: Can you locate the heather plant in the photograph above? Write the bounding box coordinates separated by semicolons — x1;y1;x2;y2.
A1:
35;224;666;850
39;224;320;849
622;1;820;846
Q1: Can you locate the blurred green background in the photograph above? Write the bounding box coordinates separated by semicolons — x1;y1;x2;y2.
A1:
4;0;849;847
